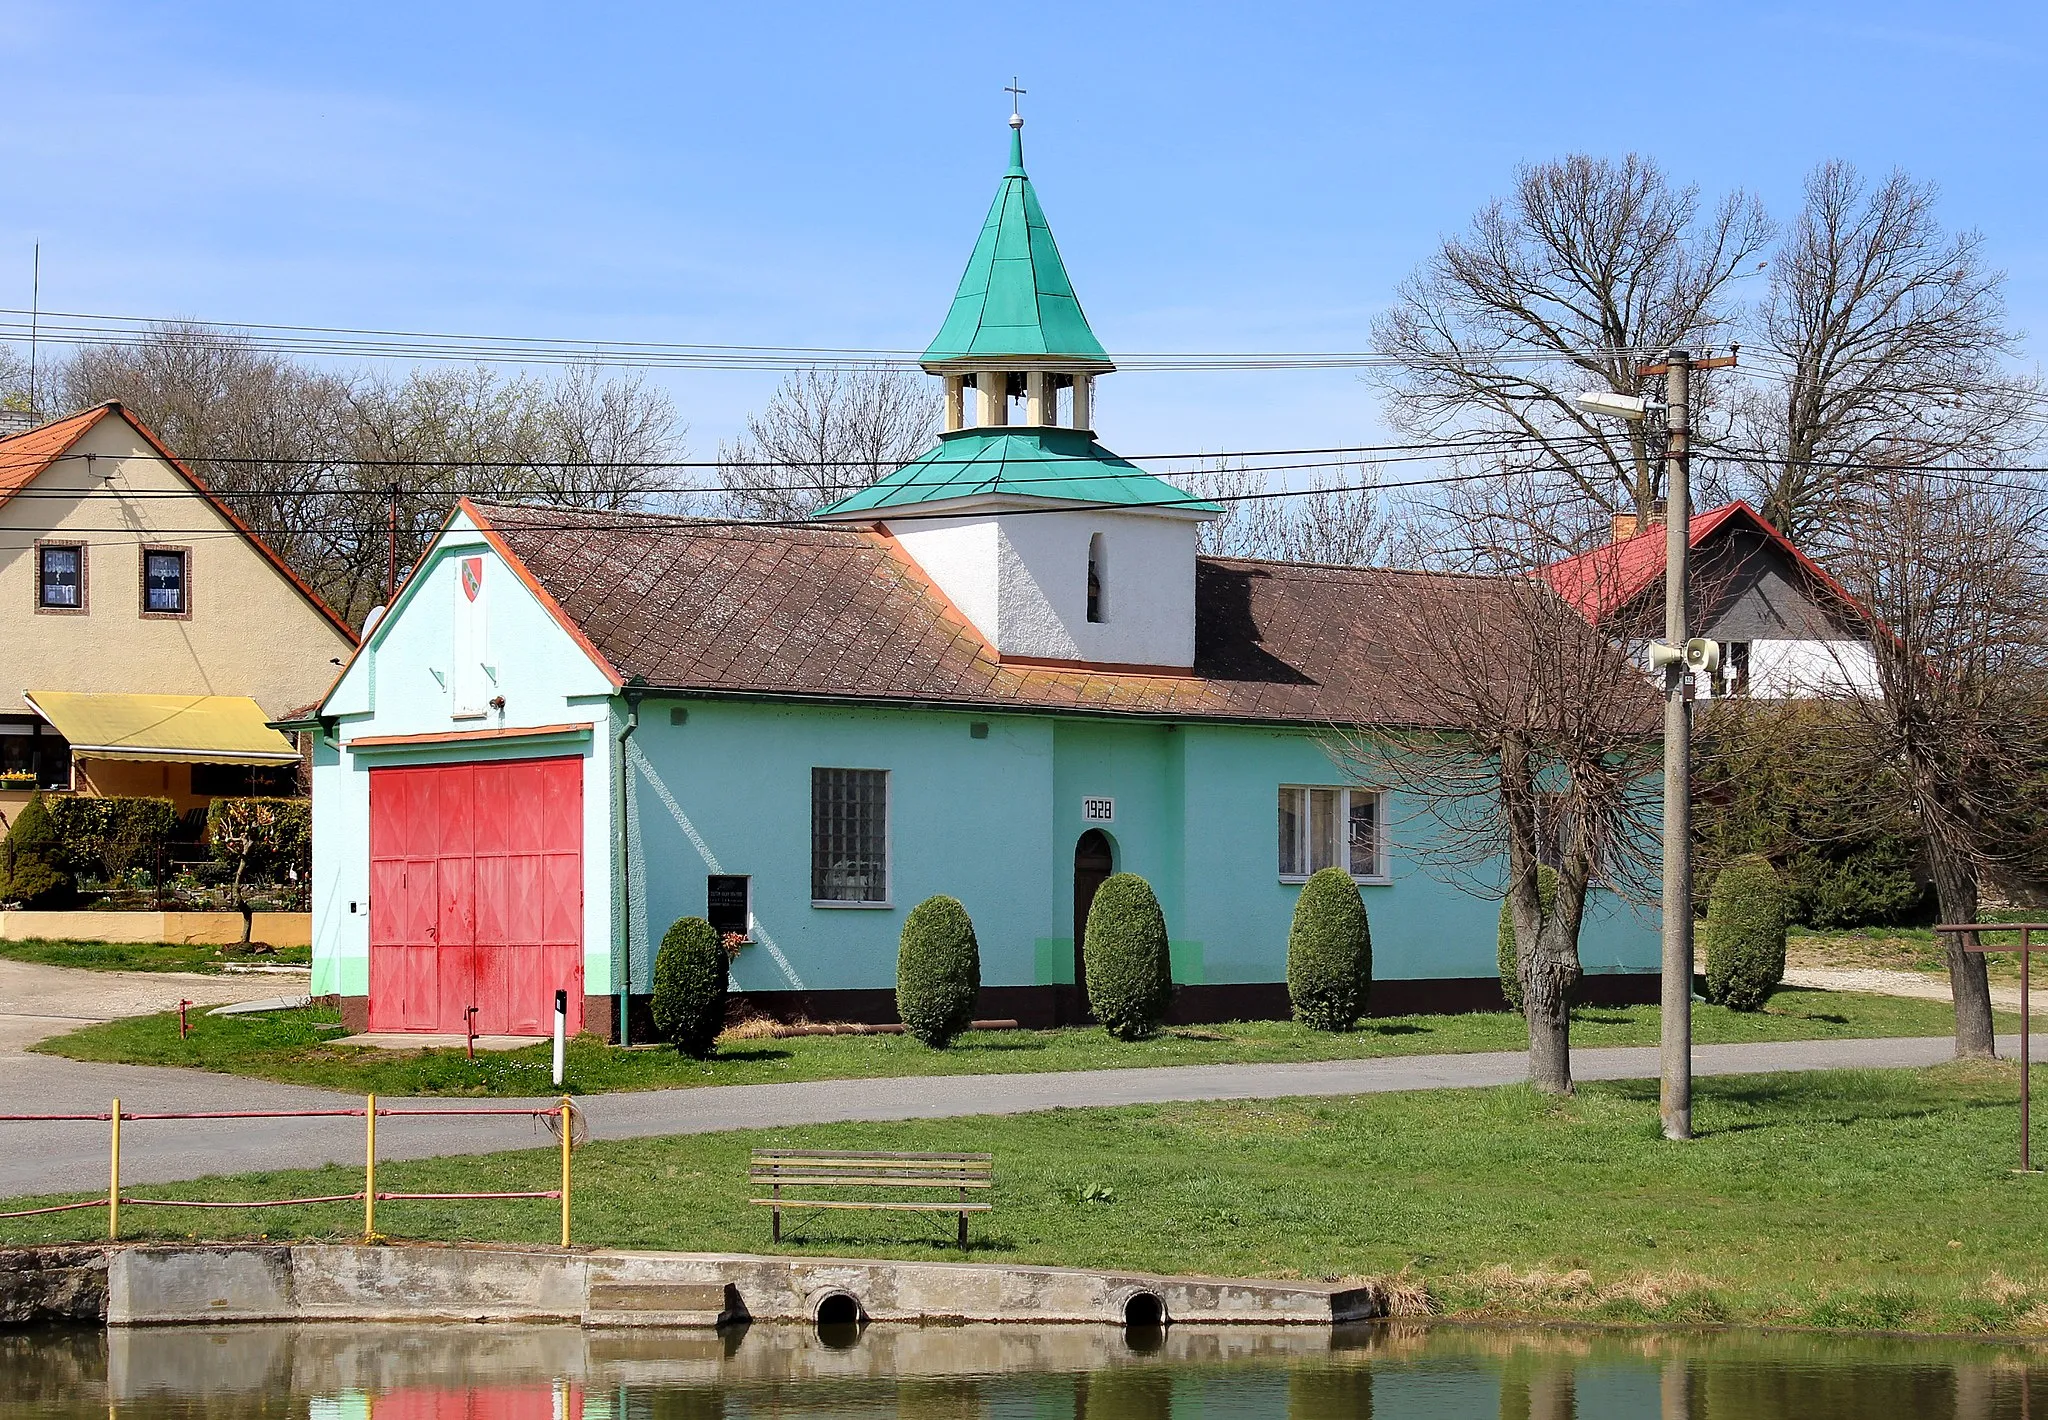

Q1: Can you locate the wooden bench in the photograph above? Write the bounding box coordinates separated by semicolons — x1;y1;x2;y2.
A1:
749;1148;993;1249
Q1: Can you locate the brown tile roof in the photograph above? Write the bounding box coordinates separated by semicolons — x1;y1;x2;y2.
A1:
470;500;1548;729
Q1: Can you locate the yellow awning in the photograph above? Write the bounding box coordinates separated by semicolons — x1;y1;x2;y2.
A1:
24;691;301;765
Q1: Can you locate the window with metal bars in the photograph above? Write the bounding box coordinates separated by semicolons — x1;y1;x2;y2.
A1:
811;767;889;904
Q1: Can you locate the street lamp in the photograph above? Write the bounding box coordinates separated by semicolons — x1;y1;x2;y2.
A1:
1576;357;1697;1141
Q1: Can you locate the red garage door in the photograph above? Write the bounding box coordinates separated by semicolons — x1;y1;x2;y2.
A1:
368;757;583;1035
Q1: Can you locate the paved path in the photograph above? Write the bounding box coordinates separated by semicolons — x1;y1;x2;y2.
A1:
0;1031;2021;1200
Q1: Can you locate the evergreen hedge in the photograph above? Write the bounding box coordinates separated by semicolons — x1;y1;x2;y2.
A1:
1497;864;1559;1014
1083;873;1174;1041
651;916;727;1057
1704;854;1789;1011
0;793;73;907
50;797;176;879
896;894;981;1047
1693;705;1933;928
1287;866;1372;1031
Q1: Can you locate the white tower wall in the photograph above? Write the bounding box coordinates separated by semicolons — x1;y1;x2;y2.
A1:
886;507;1200;669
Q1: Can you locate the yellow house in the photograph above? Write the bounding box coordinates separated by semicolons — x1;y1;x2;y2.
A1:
0;403;357;824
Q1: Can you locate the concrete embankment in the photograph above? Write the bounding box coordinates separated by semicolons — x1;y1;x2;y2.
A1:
0;1243;1386;1329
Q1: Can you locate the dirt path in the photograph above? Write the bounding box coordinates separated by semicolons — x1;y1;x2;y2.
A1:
1782;966;2048;1016
0;957;310;1055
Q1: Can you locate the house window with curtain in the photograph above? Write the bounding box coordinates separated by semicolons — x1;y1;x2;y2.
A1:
37;544;83;609
811;767;889;904
1277;785;1389;882
142;548;190;615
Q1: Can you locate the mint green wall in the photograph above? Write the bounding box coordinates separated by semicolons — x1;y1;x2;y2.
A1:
1178;724;1650;983
626;699;1658;996
629;700;1058;993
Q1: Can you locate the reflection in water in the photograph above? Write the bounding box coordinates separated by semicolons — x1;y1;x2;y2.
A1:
2;1321;2044;1419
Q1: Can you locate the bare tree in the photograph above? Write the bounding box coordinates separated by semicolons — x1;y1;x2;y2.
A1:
0;345;32;416
1820;467;2048;1057
56;326;685;625
716;366;939;520
1335;485;1662;1092
1372;155;1770;536
1177;461;1388;566
1725;163;2041;543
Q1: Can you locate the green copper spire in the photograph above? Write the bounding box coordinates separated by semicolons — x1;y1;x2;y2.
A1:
920;117;1113;371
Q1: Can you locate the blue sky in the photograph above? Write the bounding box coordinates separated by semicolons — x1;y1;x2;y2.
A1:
0;2;2042;457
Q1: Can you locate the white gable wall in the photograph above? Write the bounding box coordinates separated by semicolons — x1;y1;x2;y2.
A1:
1748;638;1882;699
887;507;1199;668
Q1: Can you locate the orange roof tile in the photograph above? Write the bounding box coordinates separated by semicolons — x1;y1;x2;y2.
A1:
0;405;116;503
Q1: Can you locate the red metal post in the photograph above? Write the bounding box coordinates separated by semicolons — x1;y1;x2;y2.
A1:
178;1000;191;1039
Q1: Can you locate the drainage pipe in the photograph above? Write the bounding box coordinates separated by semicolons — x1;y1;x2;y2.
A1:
615;686;643;1047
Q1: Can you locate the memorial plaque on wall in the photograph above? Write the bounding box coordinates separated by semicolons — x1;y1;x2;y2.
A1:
707;875;750;938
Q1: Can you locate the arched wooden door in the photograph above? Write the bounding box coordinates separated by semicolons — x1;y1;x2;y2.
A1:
1071;829;1115;1022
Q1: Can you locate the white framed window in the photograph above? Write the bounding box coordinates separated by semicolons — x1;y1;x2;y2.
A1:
1278;785;1389;882
812;767;889;905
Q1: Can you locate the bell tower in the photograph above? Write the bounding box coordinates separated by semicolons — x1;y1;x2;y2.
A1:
921;104;1115;436
817;105;1218;671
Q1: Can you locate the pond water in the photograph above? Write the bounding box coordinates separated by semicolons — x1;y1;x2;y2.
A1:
3;1321;2045;1418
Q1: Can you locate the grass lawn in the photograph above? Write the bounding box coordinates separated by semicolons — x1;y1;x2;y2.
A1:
0;937;310;974
30;985;2008;1098
4;1064;2047;1334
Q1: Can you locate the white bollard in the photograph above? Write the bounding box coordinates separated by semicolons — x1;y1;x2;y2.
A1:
552;989;567;1087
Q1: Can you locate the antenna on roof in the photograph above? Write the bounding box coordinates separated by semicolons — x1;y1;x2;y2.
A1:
1005;76;1026;128
27;243;38;424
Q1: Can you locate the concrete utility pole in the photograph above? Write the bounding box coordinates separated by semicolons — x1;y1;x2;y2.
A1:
1580;346;1734;1142
1659;349;1694;1142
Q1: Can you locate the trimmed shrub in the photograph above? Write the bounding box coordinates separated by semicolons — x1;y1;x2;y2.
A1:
1083;873;1174;1041
49;796;176;879
1287;867;1373;1031
0;793;73;907
206;798;312;885
1704;854;1789;1011
896;895;981;1047
1497;864;1559;1014
651;916;727;1057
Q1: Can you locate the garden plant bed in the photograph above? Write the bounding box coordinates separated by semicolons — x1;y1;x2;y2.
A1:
31;985;2008;1097
4;1065;2048;1334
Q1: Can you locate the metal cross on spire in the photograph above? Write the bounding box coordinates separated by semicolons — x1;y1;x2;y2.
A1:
1005;77;1026;125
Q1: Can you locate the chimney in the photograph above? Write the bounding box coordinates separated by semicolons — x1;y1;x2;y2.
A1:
1609;500;1669;543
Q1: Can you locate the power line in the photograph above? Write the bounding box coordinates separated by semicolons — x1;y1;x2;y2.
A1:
0;307;1686;373
0;453;1572;541
0;434;1616;504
